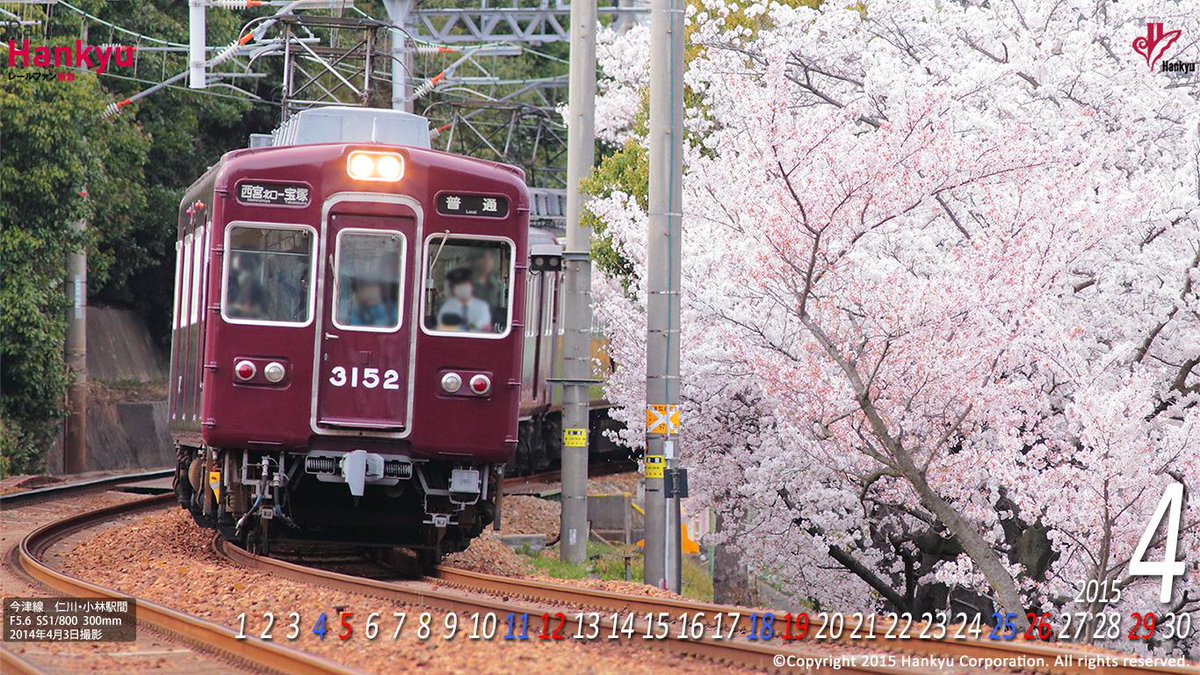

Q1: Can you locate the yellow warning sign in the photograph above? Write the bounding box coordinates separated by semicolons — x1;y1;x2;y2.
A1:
208;471;221;502
563;428;588;448
644;455;665;479
645;404;681;436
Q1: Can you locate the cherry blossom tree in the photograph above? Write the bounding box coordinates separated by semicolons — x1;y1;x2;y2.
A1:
589;0;1200;653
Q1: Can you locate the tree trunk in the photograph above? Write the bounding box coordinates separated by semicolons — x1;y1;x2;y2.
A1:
712;513;754;605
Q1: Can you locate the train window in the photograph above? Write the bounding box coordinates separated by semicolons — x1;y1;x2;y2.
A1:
191;226;205;326
223;224;315;326
423;237;512;337
524;273;538;338
180;233;193;329
172;241;182;330
542;278;555;337
333;230;405;332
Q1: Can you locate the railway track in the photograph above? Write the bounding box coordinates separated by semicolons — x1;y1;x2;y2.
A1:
10;471;1196;674
219;539;1198;674
214;534;901;673
13;493;354;675
429;567;1193;674
0;468;174;507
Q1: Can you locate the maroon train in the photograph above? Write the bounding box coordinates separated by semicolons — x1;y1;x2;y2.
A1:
167;107;582;560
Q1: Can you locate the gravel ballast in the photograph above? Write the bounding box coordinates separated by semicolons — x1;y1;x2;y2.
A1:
61;508;739;673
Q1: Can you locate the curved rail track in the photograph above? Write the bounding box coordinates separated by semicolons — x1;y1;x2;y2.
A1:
0;469;174;507
13;493;354;675
429;567;1194;674
10;472;1197;674
214;535;898;673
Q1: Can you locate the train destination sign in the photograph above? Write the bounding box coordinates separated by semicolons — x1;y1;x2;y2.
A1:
436;193;509;218
236;181;311;207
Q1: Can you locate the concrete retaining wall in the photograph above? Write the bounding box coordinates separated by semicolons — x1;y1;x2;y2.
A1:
45;306;173;473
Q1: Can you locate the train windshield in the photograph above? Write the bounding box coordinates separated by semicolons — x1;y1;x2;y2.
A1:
333;230;405;332
223;225;314;325
424;237;512;336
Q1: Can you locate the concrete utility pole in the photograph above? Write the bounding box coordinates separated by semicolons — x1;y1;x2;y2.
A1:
383;0;415;112
643;0;685;591
64;199;88;474
188;0;205;88
559;0;598;565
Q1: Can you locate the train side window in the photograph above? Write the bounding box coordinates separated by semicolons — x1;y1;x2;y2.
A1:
332;230;404;332
542;277;555;337
223;224;315;326
191;225;205;326
524;273;538;338
172;241;183;330
556;275;565;336
180;233;193;328
423;237;513;337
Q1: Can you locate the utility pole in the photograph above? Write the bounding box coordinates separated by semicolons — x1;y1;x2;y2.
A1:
559;0;597;565
188;0;205;88
643;0;685;592
383;0;415;112
64;195;88;474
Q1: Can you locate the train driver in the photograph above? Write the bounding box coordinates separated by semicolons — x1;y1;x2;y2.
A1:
436;267;491;332
347;275;398;327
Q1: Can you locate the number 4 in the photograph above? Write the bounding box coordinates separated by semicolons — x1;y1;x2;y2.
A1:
1129;482;1186;603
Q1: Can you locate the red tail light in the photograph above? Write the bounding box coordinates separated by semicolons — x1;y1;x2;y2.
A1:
235;360;256;381
469;374;491;396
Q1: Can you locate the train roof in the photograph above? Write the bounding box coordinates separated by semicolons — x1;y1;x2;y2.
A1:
181;107;527;206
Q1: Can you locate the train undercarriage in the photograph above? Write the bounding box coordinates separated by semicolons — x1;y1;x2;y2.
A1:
174;411;625;563
174;444;498;565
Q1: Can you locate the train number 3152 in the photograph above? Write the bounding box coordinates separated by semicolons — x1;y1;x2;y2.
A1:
328;366;401;389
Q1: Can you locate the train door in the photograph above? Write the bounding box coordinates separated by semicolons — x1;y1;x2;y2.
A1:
314;213;414;430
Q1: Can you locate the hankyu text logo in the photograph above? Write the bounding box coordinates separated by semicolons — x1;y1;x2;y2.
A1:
1132;22;1194;74
4;39;136;81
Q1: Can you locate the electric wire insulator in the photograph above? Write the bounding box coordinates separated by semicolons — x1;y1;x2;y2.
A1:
411;71;446;100
414;45;458;55
101;99;132;119
207;40;241;66
211;0;265;8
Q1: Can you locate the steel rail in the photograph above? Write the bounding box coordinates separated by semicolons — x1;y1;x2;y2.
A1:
0;646;43;675
430;566;1194;674
18;494;356;675
215;536;905;674
0;469;174;508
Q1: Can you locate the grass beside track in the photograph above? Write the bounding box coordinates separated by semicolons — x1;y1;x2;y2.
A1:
519;540;714;602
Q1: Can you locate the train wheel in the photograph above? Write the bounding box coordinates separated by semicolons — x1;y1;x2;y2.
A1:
245;519;271;556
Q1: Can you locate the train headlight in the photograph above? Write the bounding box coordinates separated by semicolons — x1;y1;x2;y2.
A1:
347;151;404;182
234;360;256;381
263;361;286;383
375;154;403;181
469;374;491;396
441;372;462;393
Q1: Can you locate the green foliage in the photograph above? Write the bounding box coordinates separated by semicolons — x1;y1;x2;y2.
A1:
581;134;648;281
0;1;272;475
0;68;148;476
524;539;714;602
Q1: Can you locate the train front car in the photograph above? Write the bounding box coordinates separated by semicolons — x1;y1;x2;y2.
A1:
169;108;529;561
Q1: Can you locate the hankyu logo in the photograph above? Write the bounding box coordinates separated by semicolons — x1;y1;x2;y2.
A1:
4;39;136;81
1132;22;1195;74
